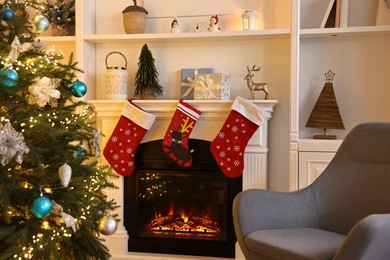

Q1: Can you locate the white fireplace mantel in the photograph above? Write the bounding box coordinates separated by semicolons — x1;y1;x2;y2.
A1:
89;99;278;260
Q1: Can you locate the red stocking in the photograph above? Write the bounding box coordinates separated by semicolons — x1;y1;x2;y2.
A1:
162;99;201;167
210;97;268;178
103;99;156;176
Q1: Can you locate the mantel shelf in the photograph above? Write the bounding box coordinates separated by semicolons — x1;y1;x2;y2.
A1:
301;25;390;38
82;29;290;43
88;99;279;115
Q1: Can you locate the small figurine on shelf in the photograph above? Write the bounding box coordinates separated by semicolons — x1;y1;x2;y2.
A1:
170;17;180;33
194;23;201;33
208;15;220;32
244;65;270;100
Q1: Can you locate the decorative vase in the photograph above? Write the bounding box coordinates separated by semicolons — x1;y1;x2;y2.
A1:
51;24;74;36
122;1;148;34
140;88;156;100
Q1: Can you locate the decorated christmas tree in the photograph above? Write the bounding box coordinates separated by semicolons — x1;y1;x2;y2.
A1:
0;1;118;259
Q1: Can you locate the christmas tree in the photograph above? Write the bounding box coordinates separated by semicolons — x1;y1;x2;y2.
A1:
0;1;118;259
134;44;163;98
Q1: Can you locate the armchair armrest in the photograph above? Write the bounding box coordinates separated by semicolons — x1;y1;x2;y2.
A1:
333;214;390;260
233;188;319;258
233;188;319;236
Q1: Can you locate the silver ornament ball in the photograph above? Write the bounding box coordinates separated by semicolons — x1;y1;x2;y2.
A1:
32;15;49;32
98;215;118;236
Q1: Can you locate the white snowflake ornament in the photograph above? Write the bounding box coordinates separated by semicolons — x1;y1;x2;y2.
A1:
28;77;61;107
0;122;30;166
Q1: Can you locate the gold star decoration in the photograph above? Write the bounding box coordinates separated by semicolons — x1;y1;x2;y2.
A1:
325;70;335;82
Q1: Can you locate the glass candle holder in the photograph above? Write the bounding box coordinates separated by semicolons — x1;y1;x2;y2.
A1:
242;10;256;30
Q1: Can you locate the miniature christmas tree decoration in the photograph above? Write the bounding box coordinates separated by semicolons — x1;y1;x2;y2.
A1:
134;44;163;99
305;70;345;139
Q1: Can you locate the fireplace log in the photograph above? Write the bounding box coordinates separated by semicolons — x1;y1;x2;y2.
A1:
148;214;183;228
189;215;220;230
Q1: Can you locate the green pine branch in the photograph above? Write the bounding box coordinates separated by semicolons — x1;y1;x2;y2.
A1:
0;2;118;259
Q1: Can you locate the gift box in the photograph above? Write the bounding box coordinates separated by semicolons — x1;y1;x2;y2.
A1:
180;68;214;99
194;73;230;100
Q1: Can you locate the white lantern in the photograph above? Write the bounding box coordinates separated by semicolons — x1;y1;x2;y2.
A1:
242;10;256;31
104;51;128;100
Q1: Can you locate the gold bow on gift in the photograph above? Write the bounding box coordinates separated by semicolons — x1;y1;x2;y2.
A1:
181;76;195;98
197;75;218;99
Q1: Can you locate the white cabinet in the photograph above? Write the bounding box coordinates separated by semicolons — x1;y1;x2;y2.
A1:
298;152;335;188
297;139;342;188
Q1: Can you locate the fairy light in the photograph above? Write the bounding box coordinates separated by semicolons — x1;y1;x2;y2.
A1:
43;187;53;194
1;117;10;123
41;221;50;230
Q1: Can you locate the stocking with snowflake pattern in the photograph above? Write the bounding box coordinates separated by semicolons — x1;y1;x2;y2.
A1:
103;99;156;176
210;96;268;178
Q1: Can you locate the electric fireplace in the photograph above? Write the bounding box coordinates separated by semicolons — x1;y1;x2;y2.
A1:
90;99;277;259
124;139;242;258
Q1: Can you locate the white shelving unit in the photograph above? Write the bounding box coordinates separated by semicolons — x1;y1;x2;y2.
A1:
40;0;390;196
290;0;390;190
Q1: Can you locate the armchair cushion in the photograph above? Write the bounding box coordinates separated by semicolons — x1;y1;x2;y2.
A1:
246;228;345;260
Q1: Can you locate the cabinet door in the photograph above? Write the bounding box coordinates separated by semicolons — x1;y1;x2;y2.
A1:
298;152;335;189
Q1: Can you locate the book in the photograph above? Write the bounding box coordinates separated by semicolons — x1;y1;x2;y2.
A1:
339;0;349;27
320;0;336;28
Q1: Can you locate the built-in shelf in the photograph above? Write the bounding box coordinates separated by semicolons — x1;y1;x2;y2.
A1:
300;25;390;38
37;36;76;43
82;28;290;43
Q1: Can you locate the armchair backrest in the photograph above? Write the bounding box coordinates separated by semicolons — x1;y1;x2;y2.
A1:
311;122;390;235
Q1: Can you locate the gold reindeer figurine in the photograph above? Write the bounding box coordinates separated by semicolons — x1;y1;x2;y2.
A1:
244;65;270;100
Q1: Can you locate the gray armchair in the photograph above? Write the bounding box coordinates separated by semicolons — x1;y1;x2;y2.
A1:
233;122;390;260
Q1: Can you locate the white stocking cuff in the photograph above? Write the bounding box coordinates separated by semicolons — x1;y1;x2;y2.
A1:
231;96;269;126
122;100;156;130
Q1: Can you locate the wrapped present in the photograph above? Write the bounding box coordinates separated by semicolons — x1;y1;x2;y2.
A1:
180;68;214;99
194;73;230;100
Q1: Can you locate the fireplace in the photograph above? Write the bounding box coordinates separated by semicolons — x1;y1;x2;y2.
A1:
124;139;242;258
89;99;277;259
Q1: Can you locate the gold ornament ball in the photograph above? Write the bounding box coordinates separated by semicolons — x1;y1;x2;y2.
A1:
98;215;118;236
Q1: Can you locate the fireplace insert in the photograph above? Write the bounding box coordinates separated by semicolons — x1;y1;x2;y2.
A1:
124;139;242;258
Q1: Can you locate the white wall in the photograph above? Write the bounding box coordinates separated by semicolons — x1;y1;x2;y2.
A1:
92;0;292;191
